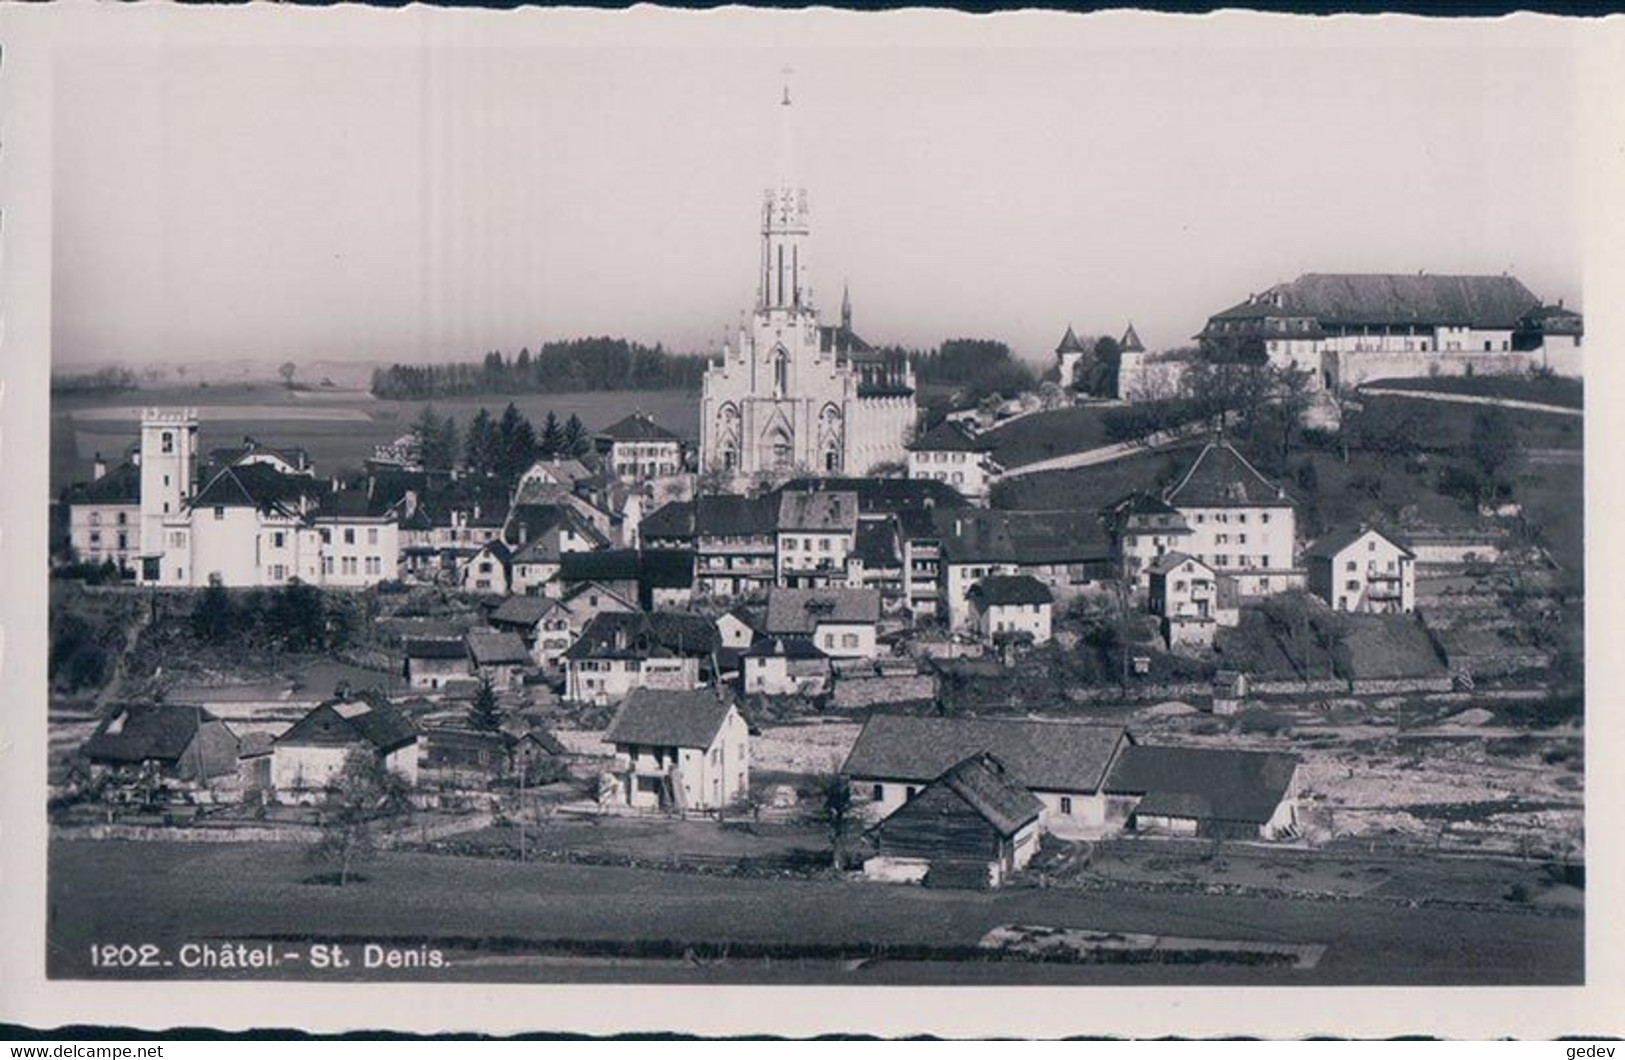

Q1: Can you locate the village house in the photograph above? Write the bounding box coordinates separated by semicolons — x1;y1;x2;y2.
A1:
601;688;751;813
763;586;881;659
842;715;1134;839
714;604;763;652
843;517;907;610
1146;552;1240;652
403;637;472;691
1104;491;1194;594
741;635;831;696
595;412;687;481
64;456;142;572
489;595;576;670
562;611;720;704
420;721;567;786
208;436;314;478
558;579;640;628
906;421;1000;505
693;494;780;598
866;751;1043;889
1102;744;1301;840
466;629;533;689
554;548;696;609
270;692;420;798
638;500;696;550
459;539;513;595
776;489;860;588
80;703;242;787
931;508;1113;630
311;488;402;588
503;503;609;594
514;456;595;499
966;574;1054;646
1158;439;1301;599
1305;525;1416;614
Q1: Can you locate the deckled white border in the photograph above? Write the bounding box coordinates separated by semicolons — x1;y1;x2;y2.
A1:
1;4;1622;1039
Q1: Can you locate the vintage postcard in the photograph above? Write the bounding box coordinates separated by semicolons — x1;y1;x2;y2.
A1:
1;3;1622;1040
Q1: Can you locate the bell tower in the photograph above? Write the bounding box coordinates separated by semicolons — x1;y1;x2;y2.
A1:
758;82;811;315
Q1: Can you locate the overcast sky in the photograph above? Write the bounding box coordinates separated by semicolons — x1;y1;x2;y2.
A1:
51;13;1585;369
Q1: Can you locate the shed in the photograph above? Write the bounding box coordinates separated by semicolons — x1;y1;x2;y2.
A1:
869;751;1043;889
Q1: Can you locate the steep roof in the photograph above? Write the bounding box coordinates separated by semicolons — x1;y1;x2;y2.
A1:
841;715;1131;793
641;500;697;540
66;462;142;506
1164;440;1292;509
1055;325;1087;355
1304;525;1415;561
1208;273;1542;330
564;611;719;661
765;587;881;634
603;688;736;749
1120;322;1146;352
209;437;311;474
968;574;1054;607
909;420;993;453
1146;551;1208;577
82;704;225;765
598;412;683;443
190;464;321;514
466;629;532;667
695;494;779;537
743;634;829;660
930;752;1044;837
778;490;859;533
490;595;569;628
276;693;418;754
818;324;874;356
404;637;469;661
559;548;641;584
1104;744;1299;825
640;548;696;590
851;518;902;569
505;503;607;549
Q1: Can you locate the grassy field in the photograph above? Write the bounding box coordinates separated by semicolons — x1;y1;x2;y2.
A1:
48;840;1582;984
1363;375;1584;410
992;443;1202;509
979;405;1116;469
50;386;700;493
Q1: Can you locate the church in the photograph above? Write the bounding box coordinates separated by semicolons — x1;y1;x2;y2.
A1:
699;88;917;482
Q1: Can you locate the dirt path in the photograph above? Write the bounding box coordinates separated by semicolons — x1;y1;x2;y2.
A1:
1359;388;1581;418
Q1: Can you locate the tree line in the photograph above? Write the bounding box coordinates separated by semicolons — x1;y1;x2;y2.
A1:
371;337;708;400
411;402;594;481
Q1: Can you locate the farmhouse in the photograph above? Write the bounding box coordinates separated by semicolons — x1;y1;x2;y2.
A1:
489;595;575;669
80;703;241;785
966;574;1054;646
842;715;1134;839
1161;439;1300;599
271;693;420;796
906;421;999;504
867;751;1043;889
562;611;720;704
601;688;751;813
741;635;831;696
1305;525;1416;614
596;412;686;481
932;508;1113;629
1102;744;1301;840
403;637;471;691
1147;552;1240;652
764;587;881;659
466;629;533;690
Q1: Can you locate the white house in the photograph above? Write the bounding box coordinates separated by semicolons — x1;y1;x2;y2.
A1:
1160;440;1300;599
966;574;1054;646
64;457;142;572
458;540;513;595
601;688;751;813
403;638;472;691
1146;552;1240;652
490;595;577;670
906;421;999;505
763;587;880;660
776;489;859;588
596;412;686;481
270;693;420;798
741;635;830;696
1305;526;1416;614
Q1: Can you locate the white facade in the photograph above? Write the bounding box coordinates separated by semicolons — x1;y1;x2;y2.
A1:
974;600;1052;645
612;705;751;813
1309;529;1416;614
907;449;995;504
70;503;140;570
138;409;199;562
271;741;419;794
1174;506;1297;599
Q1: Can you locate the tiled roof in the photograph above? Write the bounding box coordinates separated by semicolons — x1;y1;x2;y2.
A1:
932;752;1044;837
82;704;225;764
598;412;683;443
968;574;1054;607
66;462;142;506
190;464;321;513
564;611;719;661
490;595;569;628
404;637;469;661
1055;325;1086;355
935;508;1111;565
209;437;311;473
851;519;901;569
1207;273;1542;330
276;693;419;754
695;494;779;537
560;548;641;584
1146;551;1206;577
778;490;859;533
641;500;696;540
1163;441;1291;509
817;324;873;355
743;635;829;660
603;688;736;749
1120;322;1146;352
774;478;971;514
466;630;532;667
842;715;1131;794
764;587;881;634
1104;744;1298;825
1304;525;1414;561
909;421;993;453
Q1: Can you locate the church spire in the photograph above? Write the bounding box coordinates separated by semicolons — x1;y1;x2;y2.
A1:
761;79;810;314
841;281;852;332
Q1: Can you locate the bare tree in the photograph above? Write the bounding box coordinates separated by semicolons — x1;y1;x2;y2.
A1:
309;748;412;886
279;361;298;389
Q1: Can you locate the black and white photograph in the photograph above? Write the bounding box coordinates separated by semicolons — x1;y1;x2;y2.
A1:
3;2;1623;1041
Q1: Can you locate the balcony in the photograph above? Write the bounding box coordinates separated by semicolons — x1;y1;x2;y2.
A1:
1367;582;1403;600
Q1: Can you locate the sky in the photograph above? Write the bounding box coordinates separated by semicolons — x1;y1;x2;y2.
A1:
51;12;1585;370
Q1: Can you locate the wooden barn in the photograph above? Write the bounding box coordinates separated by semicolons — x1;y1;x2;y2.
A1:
1103;744;1301;840
868;751;1043;889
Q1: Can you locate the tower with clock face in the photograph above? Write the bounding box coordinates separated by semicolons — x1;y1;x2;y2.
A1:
700;86;916;484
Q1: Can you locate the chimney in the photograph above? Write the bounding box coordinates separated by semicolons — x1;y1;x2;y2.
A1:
92;453;107;481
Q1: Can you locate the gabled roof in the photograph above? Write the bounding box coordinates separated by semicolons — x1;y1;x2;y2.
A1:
935;508;1112;565
404;637;469;661
968;574;1054;607
1303;525;1415;561
1146;551;1208;577
1120;322;1145;353
851;518;902;569
598;412;683;443
774;478;971;515
641;500;697;540
564;610;719;661
490;594;569;628
505;503;606;549
82;704;225;765
743;634;829;661
842;715;1131;794
1207;273;1542;330
190;464;321;514
66;461;143;506
765;587;881;634
908;420;993;453
778;490;859;533
930;752;1044;837
466;629;532;667
1055;325;1087;355
603;688;737;749
209;437;311;474
276;693;418;754
695;494;779;537
818;324;874;356
640;548;696;590
1104;744;1299;825
1164;440;1292;509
